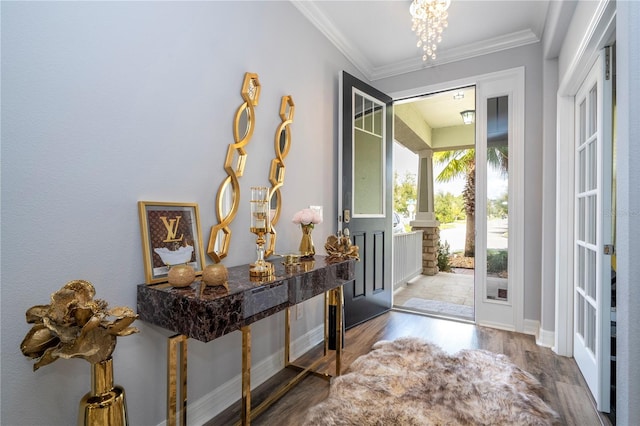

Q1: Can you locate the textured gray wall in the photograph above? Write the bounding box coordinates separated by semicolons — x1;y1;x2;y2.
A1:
0;2;363;424
615;1;640;422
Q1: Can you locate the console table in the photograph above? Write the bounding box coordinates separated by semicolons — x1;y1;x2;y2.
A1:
137;256;355;426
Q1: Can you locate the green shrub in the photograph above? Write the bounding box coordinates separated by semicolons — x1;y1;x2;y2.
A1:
437;240;452;272
487;249;508;273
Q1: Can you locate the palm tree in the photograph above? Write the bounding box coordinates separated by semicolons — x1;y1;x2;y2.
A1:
434;147;508;257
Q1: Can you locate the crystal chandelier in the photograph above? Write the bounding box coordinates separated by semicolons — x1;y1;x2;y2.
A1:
410;0;451;61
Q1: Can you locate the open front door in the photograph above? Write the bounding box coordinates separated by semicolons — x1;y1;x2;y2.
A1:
339;71;393;328
573;50;612;412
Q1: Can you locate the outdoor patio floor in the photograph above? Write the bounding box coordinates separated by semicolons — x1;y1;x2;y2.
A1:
393;270;509;321
393;271;475;320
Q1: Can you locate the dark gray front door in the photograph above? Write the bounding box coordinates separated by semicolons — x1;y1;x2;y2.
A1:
339;71;393;328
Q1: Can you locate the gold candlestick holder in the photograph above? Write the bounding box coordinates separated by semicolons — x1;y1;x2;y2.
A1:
249;187;274;279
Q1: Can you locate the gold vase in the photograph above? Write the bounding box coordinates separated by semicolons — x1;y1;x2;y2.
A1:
78;358;128;426
299;224;315;258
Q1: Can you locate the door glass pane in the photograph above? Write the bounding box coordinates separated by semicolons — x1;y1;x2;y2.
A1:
588;140;597;191
577;295;585;339
353;91;385;216
586;301;596;353
579;147;586;193
579;99;586;145
578;197;585;241
588;194;597;244
587;248;596;300
486;96;509;302
578;245;585;290
589;85;597;137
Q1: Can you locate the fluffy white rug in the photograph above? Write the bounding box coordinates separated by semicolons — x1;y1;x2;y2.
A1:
303;337;559;425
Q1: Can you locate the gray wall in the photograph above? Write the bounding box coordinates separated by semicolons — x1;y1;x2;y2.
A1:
615;1;640;422
375;43;545;323
0;2;363;425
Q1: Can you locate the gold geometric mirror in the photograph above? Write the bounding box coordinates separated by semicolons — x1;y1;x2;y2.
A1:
266;95;295;257
207;72;261;263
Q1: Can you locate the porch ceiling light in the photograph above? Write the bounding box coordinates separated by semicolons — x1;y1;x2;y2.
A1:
460;110;475;125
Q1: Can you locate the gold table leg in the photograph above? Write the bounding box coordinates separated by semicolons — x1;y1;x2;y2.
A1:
235;286;345;425
285;307;291;367
241;326;251;426
335;286;343;376
167;334;187;426
324;292;330;356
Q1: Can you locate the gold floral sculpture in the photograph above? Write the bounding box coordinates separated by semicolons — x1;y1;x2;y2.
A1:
20;280;139;371
324;232;360;263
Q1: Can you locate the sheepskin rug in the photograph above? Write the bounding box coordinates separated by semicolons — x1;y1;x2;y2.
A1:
303;337;559;425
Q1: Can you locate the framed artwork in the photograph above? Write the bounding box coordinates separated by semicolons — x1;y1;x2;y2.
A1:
138;201;206;284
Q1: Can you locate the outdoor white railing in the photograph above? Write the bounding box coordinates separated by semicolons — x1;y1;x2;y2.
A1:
393;230;423;290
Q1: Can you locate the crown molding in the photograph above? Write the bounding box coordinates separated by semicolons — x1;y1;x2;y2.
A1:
290;0;374;79
291;0;541;82
370;29;540;80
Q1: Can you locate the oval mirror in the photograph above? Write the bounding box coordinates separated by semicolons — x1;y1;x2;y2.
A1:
265;96;295;257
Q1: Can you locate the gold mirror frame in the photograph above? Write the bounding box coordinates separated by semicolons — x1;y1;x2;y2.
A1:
266;96;295;257
207;72;261;262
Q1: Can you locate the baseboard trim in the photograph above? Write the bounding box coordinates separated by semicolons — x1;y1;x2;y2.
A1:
522;319;555;348
476;320;516;332
524;319;540;337
171;324;324;426
537;327;555;348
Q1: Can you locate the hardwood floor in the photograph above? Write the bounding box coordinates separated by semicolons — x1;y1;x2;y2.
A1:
207;310;607;425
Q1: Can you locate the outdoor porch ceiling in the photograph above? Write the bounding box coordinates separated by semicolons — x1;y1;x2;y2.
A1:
394;86;476;154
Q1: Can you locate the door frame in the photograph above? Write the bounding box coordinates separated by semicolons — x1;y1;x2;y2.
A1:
390;67;525;333
554;0;615;357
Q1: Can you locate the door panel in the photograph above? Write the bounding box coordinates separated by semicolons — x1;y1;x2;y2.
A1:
573;51;611;412
474;68;524;332
339;71;393;328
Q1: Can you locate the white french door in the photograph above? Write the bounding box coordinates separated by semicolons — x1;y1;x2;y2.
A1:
474;68;525;332
573;51;612;412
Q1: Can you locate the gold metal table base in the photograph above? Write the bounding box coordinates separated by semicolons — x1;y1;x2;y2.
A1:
165;286;344;426
238;286;344;426
167;334;187;426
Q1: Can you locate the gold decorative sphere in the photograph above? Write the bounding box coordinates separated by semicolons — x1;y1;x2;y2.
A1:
168;264;196;288
202;264;229;289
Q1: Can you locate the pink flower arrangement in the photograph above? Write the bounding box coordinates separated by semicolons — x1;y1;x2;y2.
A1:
292;208;323;227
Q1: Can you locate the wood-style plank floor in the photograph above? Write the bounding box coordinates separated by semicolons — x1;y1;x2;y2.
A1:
207;310;608;425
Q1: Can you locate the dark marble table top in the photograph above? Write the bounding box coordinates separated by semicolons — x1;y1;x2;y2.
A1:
137;256;355;342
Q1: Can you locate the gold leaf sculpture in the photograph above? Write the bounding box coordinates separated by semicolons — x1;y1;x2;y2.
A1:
324;233;360;263
20;280;139;371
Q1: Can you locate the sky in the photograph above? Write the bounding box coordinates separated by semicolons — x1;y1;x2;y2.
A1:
393;142;508;200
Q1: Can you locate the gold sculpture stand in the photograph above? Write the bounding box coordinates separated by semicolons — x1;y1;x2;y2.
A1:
164;286;344;426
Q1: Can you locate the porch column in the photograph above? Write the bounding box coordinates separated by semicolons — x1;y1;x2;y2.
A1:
410;149;440;275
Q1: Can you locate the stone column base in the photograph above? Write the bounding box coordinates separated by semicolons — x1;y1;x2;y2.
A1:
412;225;440;276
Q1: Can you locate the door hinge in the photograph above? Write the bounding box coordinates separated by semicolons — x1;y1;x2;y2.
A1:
604;244;615;255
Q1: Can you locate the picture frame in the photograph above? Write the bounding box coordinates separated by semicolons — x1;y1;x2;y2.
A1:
138;201;206;284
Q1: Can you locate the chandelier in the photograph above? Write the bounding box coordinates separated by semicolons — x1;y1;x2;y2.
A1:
410;0;451;61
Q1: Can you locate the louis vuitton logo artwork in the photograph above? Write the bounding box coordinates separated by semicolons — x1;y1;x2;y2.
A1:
160;216;184;243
